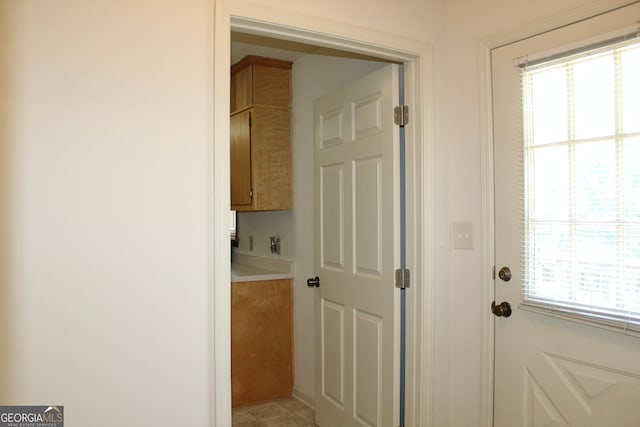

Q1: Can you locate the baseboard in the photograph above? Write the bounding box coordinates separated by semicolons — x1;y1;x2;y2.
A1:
292;387;315;410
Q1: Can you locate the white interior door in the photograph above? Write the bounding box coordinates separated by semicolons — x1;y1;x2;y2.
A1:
492;4;640;426
312;64;400;427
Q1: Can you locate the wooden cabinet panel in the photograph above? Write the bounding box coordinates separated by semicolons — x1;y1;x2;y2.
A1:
230;56;292;114
252;65;291;108
230;107;292;211
231;279;293;407
231;65;253;113
250;106;291;211
230;110;252;206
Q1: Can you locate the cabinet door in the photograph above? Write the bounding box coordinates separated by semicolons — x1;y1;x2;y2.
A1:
230;110;252;207
231;65;253;114
249;106;292;211
231;279;293;407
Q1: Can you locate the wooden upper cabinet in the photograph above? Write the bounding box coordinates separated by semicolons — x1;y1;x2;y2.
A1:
230;55;292;114
230;56;293;211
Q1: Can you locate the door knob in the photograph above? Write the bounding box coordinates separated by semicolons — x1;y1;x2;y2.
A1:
307;276;320;288
498;266;512;282
491;301;512;317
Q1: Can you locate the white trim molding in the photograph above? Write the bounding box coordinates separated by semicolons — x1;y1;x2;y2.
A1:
477;38;496;427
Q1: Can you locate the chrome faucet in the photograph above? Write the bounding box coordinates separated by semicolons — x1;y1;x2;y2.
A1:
269;236;281;255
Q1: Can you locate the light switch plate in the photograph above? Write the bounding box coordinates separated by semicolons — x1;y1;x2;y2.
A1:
453;221;473;249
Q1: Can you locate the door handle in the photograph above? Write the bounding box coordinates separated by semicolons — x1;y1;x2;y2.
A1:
307;276;320;288
491;301;512;317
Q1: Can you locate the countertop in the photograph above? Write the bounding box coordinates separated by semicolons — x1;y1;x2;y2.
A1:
231;253;295;282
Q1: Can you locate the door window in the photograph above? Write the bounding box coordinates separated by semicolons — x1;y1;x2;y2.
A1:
520;35;640;333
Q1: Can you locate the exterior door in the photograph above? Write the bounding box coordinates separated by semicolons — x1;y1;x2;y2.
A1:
313;64;400;427
492;4;640;426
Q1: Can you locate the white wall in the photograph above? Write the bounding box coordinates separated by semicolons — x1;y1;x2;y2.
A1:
0;1;213;425
2;0;625;425
235;55;386;402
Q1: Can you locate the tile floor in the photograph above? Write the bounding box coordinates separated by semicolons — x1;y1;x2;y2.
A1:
232;397;317;427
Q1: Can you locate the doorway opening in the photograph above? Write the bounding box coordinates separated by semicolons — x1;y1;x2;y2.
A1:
229;32;392;413
212;6;433;426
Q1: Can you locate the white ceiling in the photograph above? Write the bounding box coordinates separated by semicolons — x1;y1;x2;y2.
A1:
230;32;390;65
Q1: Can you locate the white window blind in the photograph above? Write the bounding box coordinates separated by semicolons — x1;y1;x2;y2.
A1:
520;35;640;334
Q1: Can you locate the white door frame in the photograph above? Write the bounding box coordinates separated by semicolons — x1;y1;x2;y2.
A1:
478;1;638;426
211;1;435;426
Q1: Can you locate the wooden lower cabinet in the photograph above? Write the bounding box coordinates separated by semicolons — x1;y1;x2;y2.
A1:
231;279;293;407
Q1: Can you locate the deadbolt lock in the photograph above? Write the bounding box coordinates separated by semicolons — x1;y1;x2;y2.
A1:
498;266;512;282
